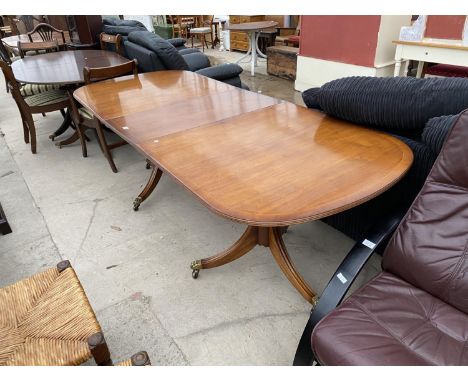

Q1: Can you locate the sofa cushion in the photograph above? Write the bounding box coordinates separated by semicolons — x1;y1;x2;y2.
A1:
182;52;210;71
127;31;189;70
309;76;468;132
102;18;146;28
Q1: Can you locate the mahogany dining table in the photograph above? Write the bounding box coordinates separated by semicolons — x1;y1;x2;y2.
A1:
73;70;413;304
11;50;129;144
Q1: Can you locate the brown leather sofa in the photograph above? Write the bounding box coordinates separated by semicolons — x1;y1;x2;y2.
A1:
295;109;468;365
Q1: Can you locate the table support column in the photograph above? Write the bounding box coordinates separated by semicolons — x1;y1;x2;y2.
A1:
190;225;318;304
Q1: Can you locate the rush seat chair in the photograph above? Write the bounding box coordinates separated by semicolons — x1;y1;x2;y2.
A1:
0;260;149;366
294;109;468;366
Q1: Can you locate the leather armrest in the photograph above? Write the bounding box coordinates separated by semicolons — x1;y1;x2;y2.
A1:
293;208;406;366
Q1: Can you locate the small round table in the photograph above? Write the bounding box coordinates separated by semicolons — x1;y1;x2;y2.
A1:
12;50;129;144
228;21;278;76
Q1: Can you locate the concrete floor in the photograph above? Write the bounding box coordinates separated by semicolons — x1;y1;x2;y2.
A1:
0;49;381;365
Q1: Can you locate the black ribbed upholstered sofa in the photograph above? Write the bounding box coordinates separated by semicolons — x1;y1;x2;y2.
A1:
302;76;468;243
123;31;247;89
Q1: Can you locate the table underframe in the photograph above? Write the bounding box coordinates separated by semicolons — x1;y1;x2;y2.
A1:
235;30;267;77
394;43;468;77
135;165;318;305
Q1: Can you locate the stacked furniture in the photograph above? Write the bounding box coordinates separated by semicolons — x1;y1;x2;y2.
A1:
229;15;264;52
124;31;247;89
302;76;468;244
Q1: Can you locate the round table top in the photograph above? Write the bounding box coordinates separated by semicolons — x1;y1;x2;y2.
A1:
2;31;71;48
11;50;130;85
228;21;278;31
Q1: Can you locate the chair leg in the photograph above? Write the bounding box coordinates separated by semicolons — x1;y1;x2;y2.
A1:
205;33;209;50
18;109;29;144
77;126;88;158
191;35;194;48
59;109;66;118
95;123;118;173
25;114;37;154
88;332;113;366
201;34;205;52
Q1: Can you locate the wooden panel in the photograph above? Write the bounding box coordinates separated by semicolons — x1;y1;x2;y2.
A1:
137;102;412;226
74;71;280;146
230;32;248;43
230;41;249;51
425;16;466;40
267;46;298;80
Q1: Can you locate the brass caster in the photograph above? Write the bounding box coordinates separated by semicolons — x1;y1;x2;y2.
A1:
49;134;55;141
133;197;142;211
190;260;202;279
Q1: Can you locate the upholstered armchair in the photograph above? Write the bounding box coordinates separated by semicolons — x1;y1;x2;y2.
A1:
123;31;247;89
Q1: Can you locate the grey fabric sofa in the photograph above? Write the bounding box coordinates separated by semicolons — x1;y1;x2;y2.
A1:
123;31;247;89
302;76;468;244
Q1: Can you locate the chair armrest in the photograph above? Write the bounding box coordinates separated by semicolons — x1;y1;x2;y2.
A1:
293;208;406;366
421;114;458;156
166;37;186;47
182;52;211;71
195;63;243;81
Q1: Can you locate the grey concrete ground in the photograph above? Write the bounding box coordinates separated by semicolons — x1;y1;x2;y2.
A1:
0;51;381;365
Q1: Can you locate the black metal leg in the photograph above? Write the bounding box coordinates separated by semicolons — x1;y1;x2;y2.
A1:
49;108;72;141
292;208;406;366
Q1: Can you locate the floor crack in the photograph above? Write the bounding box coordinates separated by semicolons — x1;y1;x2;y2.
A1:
73;198;103;263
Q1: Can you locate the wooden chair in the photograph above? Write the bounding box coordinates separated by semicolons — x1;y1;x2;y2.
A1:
189;15;213;52
100;32;123;56
14;15;41;33
27;22;66;46
17;40;59;58
0;60;69;153
170;15;194;38
0;260;150;366
275;16;301;46
69;59;138;173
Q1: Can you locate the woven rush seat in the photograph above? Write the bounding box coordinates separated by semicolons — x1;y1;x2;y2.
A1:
20;83;61;97
0;261;101;366
24;89;68;107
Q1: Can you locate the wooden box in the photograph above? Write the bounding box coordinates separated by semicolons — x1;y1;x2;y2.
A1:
267;45;298;80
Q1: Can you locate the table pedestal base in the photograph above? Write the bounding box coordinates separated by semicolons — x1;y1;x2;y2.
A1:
190;225;318;304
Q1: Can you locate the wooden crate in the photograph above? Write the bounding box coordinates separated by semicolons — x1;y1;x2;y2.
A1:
266;45;298;80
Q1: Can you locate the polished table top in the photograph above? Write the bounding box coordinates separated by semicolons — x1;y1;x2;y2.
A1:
11;50;130;85
228;21;278;31
74;71;413;226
